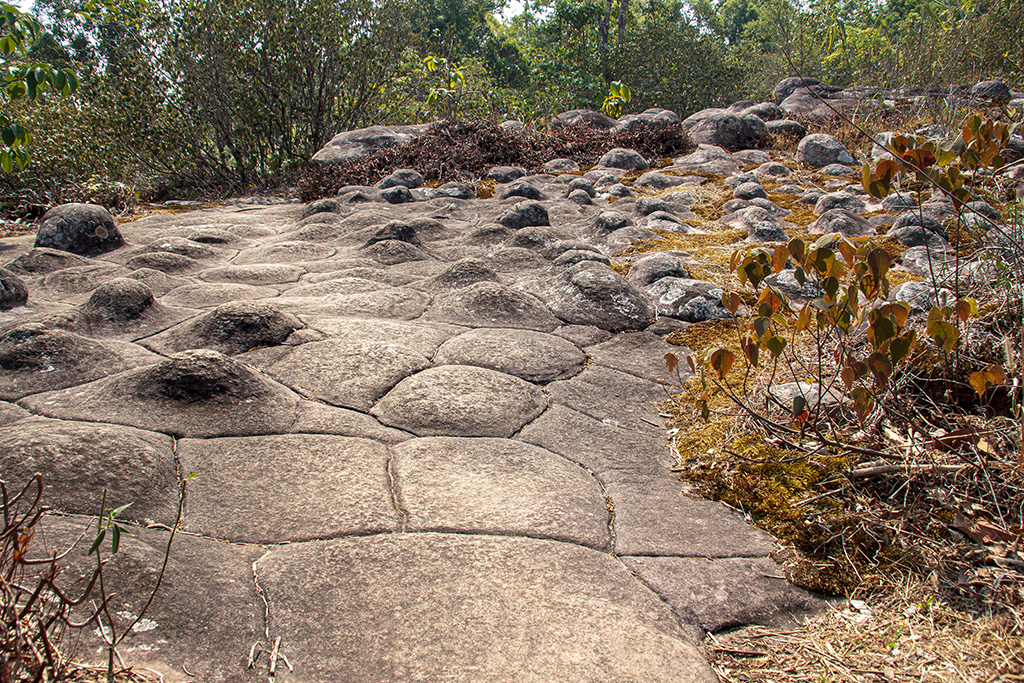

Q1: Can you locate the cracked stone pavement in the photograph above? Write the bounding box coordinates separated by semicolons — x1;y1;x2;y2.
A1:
0;161;825;682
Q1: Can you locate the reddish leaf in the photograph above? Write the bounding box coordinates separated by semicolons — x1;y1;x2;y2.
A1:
664;352;678;374
710;348;735;379
867;351;893;386
954;513;1020;545
840;365;855;391
955;297;977;322
788;238;805;265
772;244;789;273
722;291;741;315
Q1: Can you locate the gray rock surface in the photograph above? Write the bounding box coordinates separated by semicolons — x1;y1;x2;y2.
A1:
810;208;874;237
4;247;88;275
796;133;855;166
628;251;691;286
681;109;769;151
257;533;718;682
35;203;124;255
538;261;655;331
0;416;178;524
646;277;732;321
766;119;807;138
549;108;617;131
41;517;265;683
424;281;560;331
0;267;28;310
140;301;302;355
393;437;610;548
1;167;831;681
312;124;429;164
623;556;825;631
0;323;159;398
179;434;397;542
599;147;649;170
371;365;547;437
433;327;585;382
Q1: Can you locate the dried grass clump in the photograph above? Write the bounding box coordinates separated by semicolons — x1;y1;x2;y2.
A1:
296;118;695;201
708;577;1023;683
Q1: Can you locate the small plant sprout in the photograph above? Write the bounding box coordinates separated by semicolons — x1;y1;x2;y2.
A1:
422;54;466;120
90;472;197;683
601;80;631;118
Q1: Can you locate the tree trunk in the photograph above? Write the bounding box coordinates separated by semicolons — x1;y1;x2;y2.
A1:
597;0;612;82
617;0;629;44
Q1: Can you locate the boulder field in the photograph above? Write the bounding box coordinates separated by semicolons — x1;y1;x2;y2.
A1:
3;78;1020;681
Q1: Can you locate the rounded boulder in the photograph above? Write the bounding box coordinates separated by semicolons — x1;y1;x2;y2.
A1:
35;203;124;255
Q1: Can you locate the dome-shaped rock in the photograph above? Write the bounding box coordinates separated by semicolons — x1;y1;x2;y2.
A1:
370;365;547;438
141;301;303;356
35;203;123;255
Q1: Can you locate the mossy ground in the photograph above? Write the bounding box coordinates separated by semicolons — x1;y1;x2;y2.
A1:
611;135;1024;646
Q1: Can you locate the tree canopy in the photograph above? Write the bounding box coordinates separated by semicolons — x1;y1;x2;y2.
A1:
0;0;1019;199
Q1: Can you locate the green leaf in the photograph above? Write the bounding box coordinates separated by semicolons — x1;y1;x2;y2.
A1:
111;502;133;517
111;525;121;553
792;395;807;419
88;528;106;555
890;331;916;364
852;386;874;425
868;315;896;347
752;316;771;340
765;335;787;359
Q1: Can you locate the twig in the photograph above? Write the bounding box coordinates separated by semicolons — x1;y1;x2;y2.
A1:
793;486;850;506
849;463;971;478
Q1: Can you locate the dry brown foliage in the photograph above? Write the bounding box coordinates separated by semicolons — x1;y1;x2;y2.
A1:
296;118;694;201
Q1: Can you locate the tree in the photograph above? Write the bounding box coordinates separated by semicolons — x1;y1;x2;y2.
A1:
164;0;415;184
0;2;78;172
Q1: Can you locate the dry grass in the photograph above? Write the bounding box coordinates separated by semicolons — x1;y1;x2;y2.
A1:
708;576;1024;683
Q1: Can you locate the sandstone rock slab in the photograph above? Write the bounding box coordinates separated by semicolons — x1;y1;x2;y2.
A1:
256;533;718;683
546;364;668;434
42;517;264;683
141;301;302;356
371;365;547;437
0;417;177;525
19;350;299;438
392;437;609;549
301;316;461;357
0;323;160;399
262;339;430;411
433;327;584;383
622;556;825;632
538;262;654;332
179;434;397;543
423;281;559;331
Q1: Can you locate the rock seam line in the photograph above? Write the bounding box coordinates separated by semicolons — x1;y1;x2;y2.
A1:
384;445;409;532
